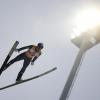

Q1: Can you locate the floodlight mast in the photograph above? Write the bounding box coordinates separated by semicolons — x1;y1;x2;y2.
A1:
59;27;100;100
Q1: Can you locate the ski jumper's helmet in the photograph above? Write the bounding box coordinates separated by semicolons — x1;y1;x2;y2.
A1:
37;43;44;49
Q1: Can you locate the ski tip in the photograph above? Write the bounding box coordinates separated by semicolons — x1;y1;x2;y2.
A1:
52;67;57;71
16;41;19;44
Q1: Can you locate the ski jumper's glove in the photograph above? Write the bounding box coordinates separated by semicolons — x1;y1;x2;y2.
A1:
31;56;38;65
15;49;20;52
31;61;34;65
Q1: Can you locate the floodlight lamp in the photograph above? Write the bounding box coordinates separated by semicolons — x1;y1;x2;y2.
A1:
71;26;100;50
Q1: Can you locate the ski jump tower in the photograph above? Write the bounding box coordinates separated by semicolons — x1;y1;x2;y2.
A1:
60;26;100;100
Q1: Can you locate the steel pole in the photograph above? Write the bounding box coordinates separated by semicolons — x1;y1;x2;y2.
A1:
60;39;87;100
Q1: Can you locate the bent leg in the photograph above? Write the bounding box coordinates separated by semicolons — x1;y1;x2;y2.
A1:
0;53;25;75
16;58;31;81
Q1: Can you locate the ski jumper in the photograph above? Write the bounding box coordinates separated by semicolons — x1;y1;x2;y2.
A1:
0;45;41;81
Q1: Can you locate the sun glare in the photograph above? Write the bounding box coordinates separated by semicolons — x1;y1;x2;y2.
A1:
71;7;100;38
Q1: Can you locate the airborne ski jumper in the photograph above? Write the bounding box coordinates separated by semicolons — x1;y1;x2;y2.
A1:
0;42;44;82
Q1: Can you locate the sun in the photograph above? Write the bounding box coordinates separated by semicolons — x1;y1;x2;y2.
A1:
71;7;100;38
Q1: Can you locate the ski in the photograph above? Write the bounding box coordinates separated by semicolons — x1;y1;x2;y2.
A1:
1;41;19;68
0;67;57;90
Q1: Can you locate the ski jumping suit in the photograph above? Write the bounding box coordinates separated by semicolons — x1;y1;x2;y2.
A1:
0;45;41;81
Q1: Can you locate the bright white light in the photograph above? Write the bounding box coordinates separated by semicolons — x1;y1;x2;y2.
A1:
71;28;82;39
72;7;100;38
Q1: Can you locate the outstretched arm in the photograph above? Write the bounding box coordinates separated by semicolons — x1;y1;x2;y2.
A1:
17;45;33;52
32;56;38;62
31;52;41;65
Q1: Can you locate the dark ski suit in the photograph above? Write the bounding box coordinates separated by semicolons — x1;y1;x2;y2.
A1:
0;45;41;81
